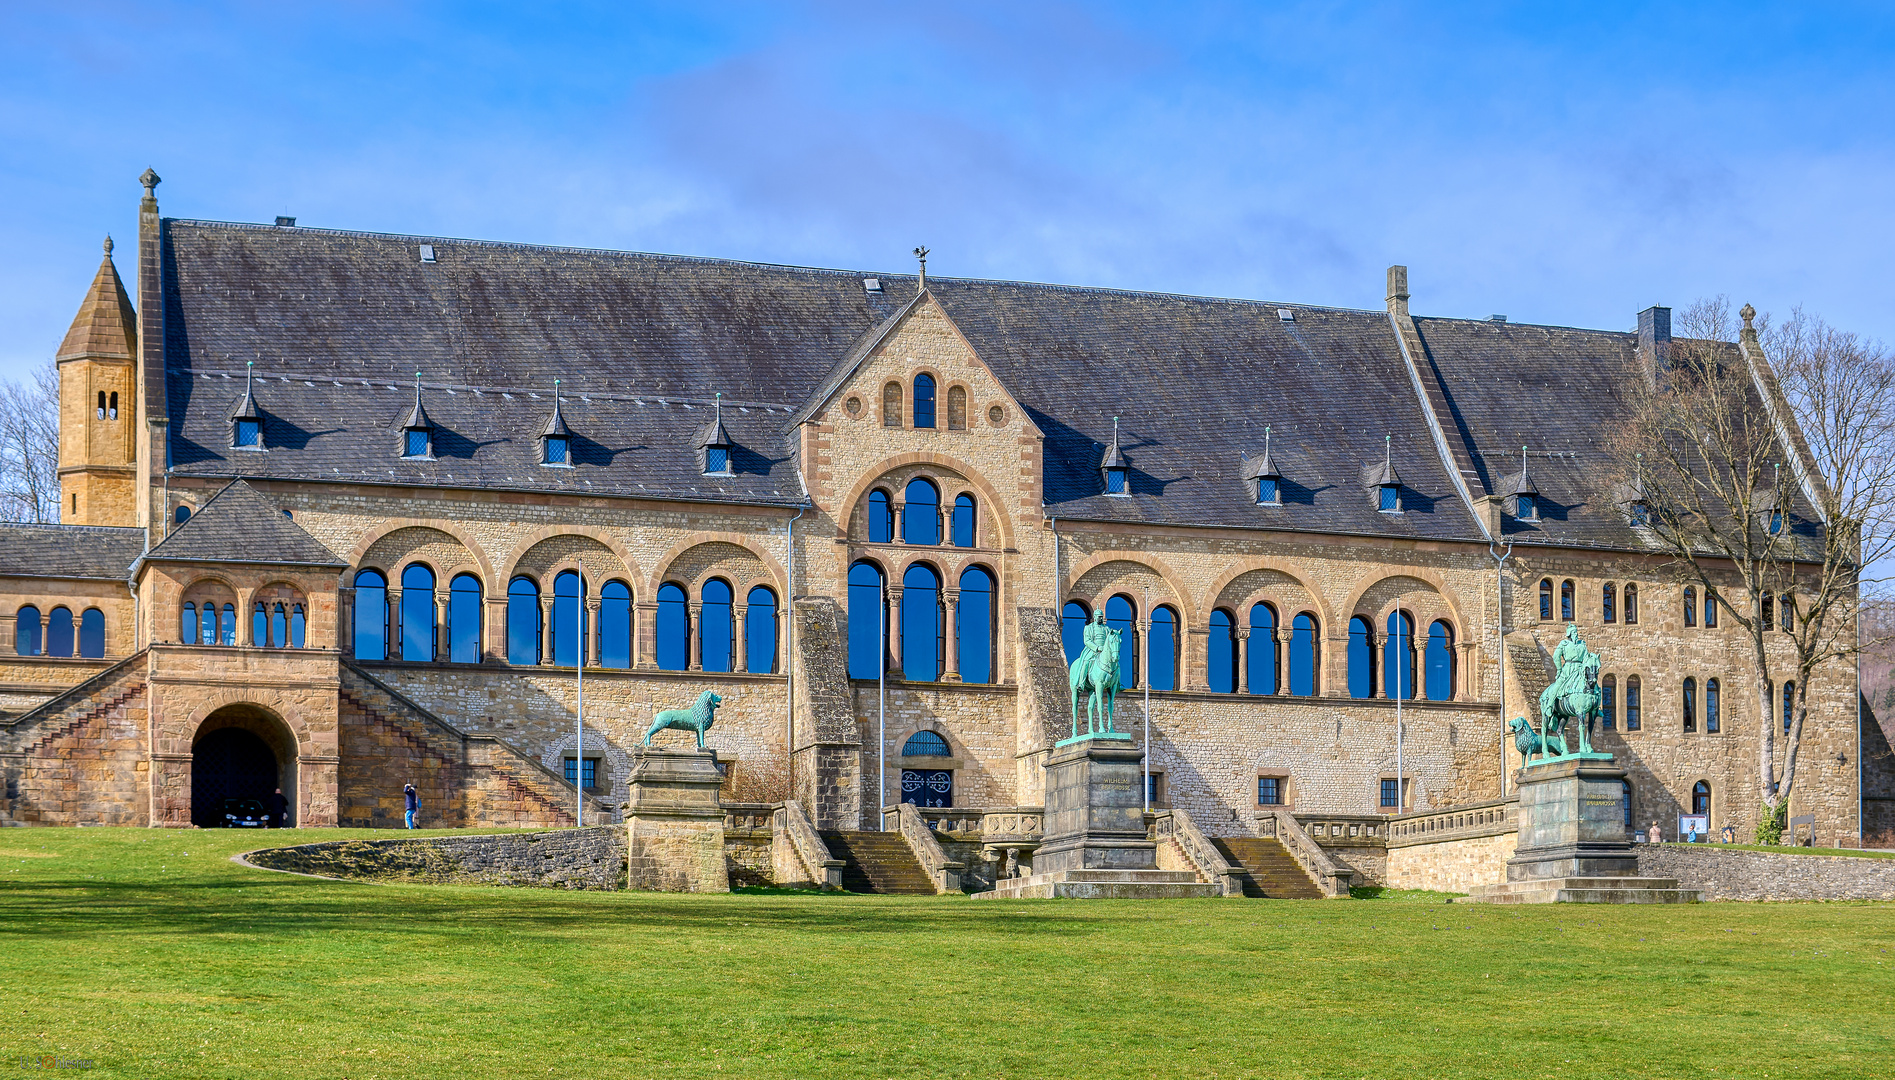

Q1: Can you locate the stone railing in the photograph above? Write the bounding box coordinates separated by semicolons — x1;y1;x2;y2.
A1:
1258;808;1354;898
880;805;986;837
771;799;842;890
723;802;775;833
1287;813;1387;848
977;806;1043;880
1151;807;1241;896
1386;798;1517;848
895;802;965;894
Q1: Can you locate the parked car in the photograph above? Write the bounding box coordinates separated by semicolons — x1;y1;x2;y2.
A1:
219;798;269;828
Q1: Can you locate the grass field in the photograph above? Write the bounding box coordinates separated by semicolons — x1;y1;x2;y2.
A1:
3;827;1892;1079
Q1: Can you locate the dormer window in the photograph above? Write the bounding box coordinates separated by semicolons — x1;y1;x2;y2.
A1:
1368;439;1402;513
1242;428;1282;506
1100;417;1130;498
1514;494;1538;521
1769;509;1784;535
697;393;735;477
1628;500;1652;528
543;435;570;466
399;373;435;460
1105;466;1128;495
1256;477;1279;505
230;362;265;451
403;428;432;459
538;381;574;468
1378;484;1402;513
705;446;729;475
235;419;262;448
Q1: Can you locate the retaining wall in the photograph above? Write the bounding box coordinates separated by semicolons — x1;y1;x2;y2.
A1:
244;827;626;890
1636;845;1895;901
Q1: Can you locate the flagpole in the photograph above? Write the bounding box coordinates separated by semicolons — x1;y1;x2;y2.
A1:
575;573;584;828
879;574;888;830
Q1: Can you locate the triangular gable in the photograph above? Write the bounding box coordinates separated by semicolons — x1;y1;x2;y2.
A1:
142;480;345;567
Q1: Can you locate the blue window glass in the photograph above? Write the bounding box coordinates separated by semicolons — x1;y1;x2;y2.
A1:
544;436;568;465
450;574;482;663
903;478;940;545
174;504;190;525
1770;510;1783;535
1603;583;1617;623
1289;613;1317;696
1257;478;1279;505
1626;677;1642;731
901;563;941;681
552;571;588;667
903;730;950;756
270;603;287;648
235;419;260;447
1704;592;1717;627
600;581;633;669
1149;607;1178;692
354;570;387;660
1379;485;1399;512
952;494;976;548
1106;595;1138;690
1783;681;1795;734
1602;676;1617;729
1683;677;1697;732
1248;603;1278;695
1105;468;1127;495
957;567;993;685
1061;601;1089;666
290;605;306;648
867;490;894;543
46;607;73;657
15;606;41;656
848;562;886;680
401;564;436;661
1258;777;1282;805
1381;778;1401;808
1424;620;1454;701
704;446;729;475
506;576;539;665
1622;779;1634;828
746;586;777;674
1540;578;1554;620
1561;580;1574;623
1684;587;1697;628
404;429;429;457
656;583;689;671
565;758;597;791
253;603;267;648
77;608;106;657
1348;616;1375;699
1630;502;1651;527
181;602;198;646
1207;609;1236;693
220;604;236;646
200;602;217;648
1384;610;1415;700
913;374;936;429
1706;678;1720;734
699;578;732;673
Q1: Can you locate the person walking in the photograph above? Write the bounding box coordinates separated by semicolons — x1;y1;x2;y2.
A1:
266;787;289;828
1647;820;1661;844
403;784;420;830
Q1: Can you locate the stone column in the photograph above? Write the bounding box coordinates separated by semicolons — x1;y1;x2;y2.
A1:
938;506;948;545
484;596;506;663
587;598;602;667
387;586;403;659
339;587;357;655
733;604;749;673
892;501;906;543
1236;628;1251;694
886;585;904;675
435;590;451;662
942;589;961;682
539;596;554;666
634;601;658;669
687;603;703;671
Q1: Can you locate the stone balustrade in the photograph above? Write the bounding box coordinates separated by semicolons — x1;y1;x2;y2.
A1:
1386;798;1517;848
722;801;775;833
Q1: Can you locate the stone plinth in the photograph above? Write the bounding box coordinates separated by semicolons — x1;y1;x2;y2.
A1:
1461;876;1699;904
1034;734;1154;875
624;750;728;893
1506;754;1637;881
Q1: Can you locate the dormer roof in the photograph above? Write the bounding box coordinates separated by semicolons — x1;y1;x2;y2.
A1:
1506;455;1538;499
539;394;571;439
403;376;433;431
232;364;262;421
1365;459;1401;488
139;480;345;569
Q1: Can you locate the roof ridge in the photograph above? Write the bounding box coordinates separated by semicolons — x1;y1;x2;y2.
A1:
178;366;797;412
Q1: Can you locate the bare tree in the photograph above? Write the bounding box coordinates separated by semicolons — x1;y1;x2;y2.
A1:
0;362;60;523
1612;299;1895;839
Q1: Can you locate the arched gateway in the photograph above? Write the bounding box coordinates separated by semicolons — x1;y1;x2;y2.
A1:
190;705;297;828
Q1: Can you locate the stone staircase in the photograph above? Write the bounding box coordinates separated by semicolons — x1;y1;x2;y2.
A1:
1461;876;1701;904
1211;837;1326;899
820;830;937;895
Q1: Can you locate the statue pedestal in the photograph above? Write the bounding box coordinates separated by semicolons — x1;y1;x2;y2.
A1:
624;749;729;893
971;733;1219;899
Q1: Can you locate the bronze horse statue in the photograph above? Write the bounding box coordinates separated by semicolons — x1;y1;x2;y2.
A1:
1539;649;1602;756
1069;626;1124;738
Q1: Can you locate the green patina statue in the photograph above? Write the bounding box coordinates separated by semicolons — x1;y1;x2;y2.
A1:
643;689;723;750
1511;625;1603;767
1068;610;1124;738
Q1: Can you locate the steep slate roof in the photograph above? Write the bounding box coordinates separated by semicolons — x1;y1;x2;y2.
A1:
143;480;344;566
0;524;144;579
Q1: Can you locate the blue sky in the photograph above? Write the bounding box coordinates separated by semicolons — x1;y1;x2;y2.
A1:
3;2;1892;380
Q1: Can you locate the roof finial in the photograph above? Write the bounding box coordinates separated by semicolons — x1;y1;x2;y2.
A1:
103;235;113;256
914;246;930;291
1385;433;1392;468
139;168;160;196
1741;303;1757;330
1265;424;1272;456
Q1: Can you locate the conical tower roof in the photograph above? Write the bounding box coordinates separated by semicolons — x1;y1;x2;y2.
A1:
56;237;137;361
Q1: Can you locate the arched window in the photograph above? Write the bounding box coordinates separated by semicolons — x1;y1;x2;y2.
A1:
174;504;191;526
882;381;903;427
945;385;967;430
109;391;117;419
699;578;732;673
1289;613;1319;697
1682;677;1697;732
1692;781;1710;816
1624;584;1639;624
180;602;198;645
1149;606;1179;692
1782;681;1795;734
290;604;306;648
1683;587;1697;628
901;563;942;681
957;568;993;684
951;494;976;548
1106;595;1139;690
1383;611;1415;700
45;607;73;657
1601;674;1617;729
1706;678;1720;733
1603;583;1617;623
1704;592;1717;628
1424;620;1454;701
848;562;886;679
220;604;236;646
1560;580;1574;623
656;583;689;671
14;606;41;656
903;730;950;756
903;478;940;545
401;564;436;662
746;586;778;675
270;603;287;648
96;390;106;419
1207;609;1237;693
600;580;633;669
1061;601;1090;665
354;570;388;660
200;601;217;648
506;576;540;666
1780;593;1795;634
913;373;936;429
1622;779;1634;830
1539;578;1553;621
1248;603;1278;695
867;490;894;544
449;574;482;663
1347;616;1376;699
252;602;268;647
552;570;590;667
1625;675;1642;731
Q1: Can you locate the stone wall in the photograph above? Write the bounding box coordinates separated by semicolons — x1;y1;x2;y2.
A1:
1386;832;1517;893
243;826;625;889
0;654;149;826
1635;844;1895;901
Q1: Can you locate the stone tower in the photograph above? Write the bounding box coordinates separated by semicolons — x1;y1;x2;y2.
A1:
56;236;139;526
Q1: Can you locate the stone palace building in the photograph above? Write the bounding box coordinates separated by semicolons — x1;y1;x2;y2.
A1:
0;172;1875;853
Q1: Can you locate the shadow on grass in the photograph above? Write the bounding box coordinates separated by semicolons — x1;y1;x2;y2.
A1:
1350;885;1464;902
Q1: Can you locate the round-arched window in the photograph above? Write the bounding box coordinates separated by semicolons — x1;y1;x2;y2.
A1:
902;730;950;756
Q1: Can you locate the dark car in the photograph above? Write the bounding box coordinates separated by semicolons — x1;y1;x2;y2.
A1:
218;798;269;828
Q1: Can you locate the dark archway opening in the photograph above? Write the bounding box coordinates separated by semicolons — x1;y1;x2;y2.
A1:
191;722;285;828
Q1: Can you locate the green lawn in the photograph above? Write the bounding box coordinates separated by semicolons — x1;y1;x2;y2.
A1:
3;828;1893;1079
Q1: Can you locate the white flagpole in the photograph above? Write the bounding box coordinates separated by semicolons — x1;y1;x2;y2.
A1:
1396;619;1404;815
879;574;888;830
575;574;584;828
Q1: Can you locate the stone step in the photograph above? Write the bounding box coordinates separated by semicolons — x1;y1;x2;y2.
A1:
1211;837;1325;899
820;831;936;895
972;868;1225;900
1461;876;1700;904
